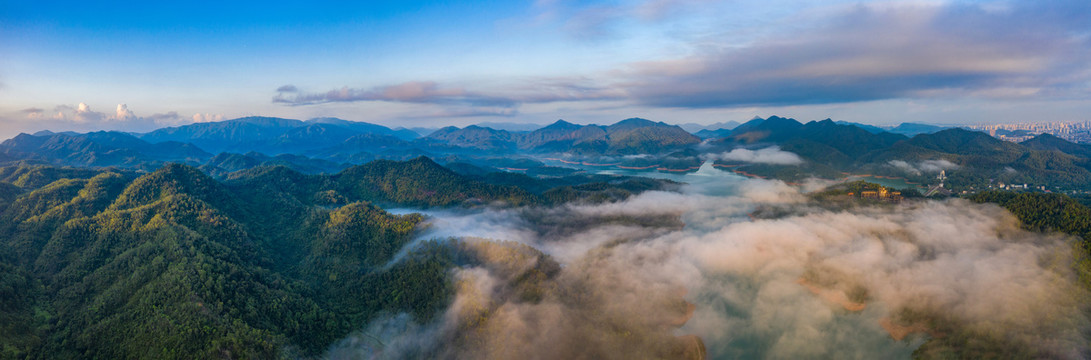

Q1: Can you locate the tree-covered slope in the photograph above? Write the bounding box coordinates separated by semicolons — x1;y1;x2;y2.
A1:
967;191;1091;245
0;132;210;168
0;158;533;359
138;116;414;155
331;156;539;207
221;156;540;211
707;117;1091;190
863;129;1091;188
1021;133;1091;158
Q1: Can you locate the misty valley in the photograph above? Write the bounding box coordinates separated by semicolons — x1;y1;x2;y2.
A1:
8;1;1091;358
0;116;1089;359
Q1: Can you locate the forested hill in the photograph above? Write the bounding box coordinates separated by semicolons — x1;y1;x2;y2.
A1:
0;160;462;358
0;157;675;358
223;156;539;209
968;191;1091;247
705;117;1091;189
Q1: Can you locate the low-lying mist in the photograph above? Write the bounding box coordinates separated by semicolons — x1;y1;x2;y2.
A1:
332;164;1090;359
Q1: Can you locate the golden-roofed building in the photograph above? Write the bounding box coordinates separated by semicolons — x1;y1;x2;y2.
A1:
859;187;902;202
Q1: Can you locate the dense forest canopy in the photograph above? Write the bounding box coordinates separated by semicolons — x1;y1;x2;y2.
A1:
0;158;678;358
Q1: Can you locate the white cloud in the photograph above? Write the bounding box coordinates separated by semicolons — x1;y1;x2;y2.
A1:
888;159;959;176
73;102;105;123
192;113;224;123
115;104;136;120
704;146;804;165
1;103;220;137
919;159;959;173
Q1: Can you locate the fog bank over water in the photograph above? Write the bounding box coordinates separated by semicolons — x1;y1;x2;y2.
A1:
338;164;1090;359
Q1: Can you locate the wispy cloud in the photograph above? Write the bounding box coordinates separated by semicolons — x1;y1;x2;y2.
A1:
274;82;520;107
536;0;715;39
888;159;960;176
269;1;1091;120
620;1;1091;108
413;107;519;118
272;79;625;119
145;111;182;123
703;146;804;165
3;103;223;137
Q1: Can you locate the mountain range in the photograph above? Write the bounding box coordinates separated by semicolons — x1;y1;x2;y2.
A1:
3;114;1090;192
835;121;950;136
679;121;741;134
139;116;420;154
422;118;701;154
1;117;703;168
709;116;1091;188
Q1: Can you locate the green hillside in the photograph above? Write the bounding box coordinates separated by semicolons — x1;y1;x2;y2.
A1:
0;157;547;359
0;155;673;358
711;117;1091;190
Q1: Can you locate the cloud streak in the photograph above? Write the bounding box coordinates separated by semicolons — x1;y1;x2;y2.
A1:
274;1;1091;119
535;0;716;39
621;1;1091;108
888;159;959;176
704;146;804;165
272;80;623;110
273;82;516;107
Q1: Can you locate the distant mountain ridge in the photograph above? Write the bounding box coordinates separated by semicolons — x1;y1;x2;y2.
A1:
700;116;1091;188
139;116;419;154
1020;133;1091;158
26;116;700;157
473;121;546;132
5;114;1091;191
679;121;741;134
718;116;907;167
425;118;700;154
0;131;211;168
3;115;955;164
834;120;951;136
424;125;518;150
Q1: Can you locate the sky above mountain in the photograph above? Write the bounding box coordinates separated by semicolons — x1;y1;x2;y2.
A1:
1;0;1089;138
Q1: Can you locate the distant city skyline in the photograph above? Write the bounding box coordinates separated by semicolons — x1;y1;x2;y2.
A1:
2;0;1090;139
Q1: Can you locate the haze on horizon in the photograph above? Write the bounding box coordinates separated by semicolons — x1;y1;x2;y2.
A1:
2;0;1090;139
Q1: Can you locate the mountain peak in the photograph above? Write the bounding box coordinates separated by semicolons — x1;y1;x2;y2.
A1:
110;162;230;210
540;119;582;131
763;115;798;124
614;117;656;126
408;155;439;165
306;117;348;123
229;116;303;127
607;118;665;134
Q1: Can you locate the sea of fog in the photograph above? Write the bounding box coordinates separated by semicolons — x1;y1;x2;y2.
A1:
367;161;1088;359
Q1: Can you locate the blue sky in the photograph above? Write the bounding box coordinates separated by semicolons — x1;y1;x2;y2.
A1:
1;0;1089;137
